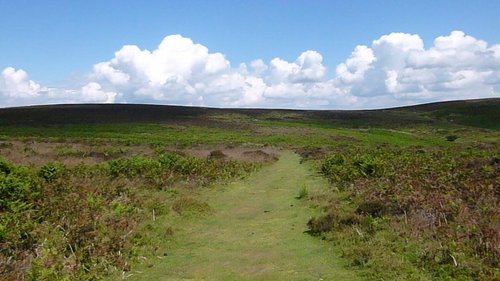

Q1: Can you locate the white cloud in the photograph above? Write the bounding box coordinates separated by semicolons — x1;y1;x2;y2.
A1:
92;62;129;85
408;31;491;68
336;45;375;83
337;31;500;105
80;82;118;103
269;50;326;83
0;68;117;107
103;34;230;86
1;67;41;98
250;59;268;74
1;31;499;109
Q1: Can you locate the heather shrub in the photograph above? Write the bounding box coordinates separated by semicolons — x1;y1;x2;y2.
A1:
316;145;499;280
0;153;257;279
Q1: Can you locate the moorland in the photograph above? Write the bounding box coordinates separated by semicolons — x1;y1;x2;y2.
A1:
0;98;498;280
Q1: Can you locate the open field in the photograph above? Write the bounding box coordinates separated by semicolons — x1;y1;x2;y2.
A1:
0;98;498;280
126;152;359;281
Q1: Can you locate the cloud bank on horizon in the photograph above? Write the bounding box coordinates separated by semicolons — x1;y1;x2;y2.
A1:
1;30;499;109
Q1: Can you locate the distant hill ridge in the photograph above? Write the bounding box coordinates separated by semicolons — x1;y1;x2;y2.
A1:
0;98;498;129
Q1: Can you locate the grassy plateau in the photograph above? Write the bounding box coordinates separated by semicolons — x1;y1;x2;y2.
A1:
0;98;498;280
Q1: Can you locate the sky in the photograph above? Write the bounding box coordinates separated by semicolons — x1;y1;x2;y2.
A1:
1;0;499;109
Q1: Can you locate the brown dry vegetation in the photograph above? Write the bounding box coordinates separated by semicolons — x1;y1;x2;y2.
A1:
0;144;264;280
0;140;279;166
182;145;278;162
307;143;500;280
0;99;499;280
0;140;153;166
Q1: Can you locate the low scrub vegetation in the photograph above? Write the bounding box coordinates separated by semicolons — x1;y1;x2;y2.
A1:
311;144;499;280
0;153;258;280
0;101;498;280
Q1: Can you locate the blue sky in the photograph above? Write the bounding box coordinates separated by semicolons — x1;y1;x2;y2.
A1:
1;0;499;109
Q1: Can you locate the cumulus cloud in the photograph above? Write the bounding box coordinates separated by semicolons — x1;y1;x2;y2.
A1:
92;62;129;85
333;31;500;105
80;82;118;103
336;45;375;83
250;59;268;74
1;31;499;109
1;67;41;99
105;34;230;85
269;50;326;83
0;68;117;107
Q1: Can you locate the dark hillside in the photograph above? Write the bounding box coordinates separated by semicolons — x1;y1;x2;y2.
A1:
0;98;498;129
389;98;500;129
0;103;426;127
0;104;213;125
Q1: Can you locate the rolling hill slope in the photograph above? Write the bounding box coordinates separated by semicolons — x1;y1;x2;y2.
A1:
0;98;498;129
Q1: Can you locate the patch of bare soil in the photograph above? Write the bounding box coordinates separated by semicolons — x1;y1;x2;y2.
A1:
295;146;329;161
0;140;154;166
0;140;280;166
182;144;279;162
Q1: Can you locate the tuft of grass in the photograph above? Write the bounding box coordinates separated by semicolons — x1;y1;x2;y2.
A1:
0;142;13;149
445;134;458;141
171;197;213;216
296;184;309;199
208;150;227;160
55;145;86;157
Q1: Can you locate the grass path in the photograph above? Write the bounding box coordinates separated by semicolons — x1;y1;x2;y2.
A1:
129;151;359;280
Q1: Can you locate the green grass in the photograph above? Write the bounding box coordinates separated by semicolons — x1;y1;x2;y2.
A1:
311;144;499;280
0;153;258;280
124;152;361;281
0;100;498;280
0;120;470;147
412;98;500;130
